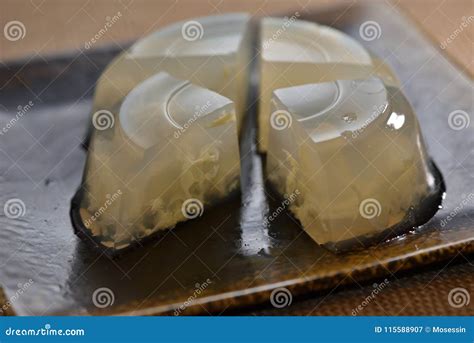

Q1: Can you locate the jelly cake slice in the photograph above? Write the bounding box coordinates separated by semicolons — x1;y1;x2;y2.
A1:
76;72;240;251
266;77;442;251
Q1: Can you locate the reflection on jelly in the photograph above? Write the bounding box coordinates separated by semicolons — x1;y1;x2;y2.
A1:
386;112;406;130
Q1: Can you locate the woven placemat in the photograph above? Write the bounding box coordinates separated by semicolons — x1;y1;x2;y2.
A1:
244;259;474;316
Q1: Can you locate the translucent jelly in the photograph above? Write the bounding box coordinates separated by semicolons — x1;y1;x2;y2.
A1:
78;72;240;250
93;13;252;130
266;77;441;251
259;17;397;152
73;13;442;254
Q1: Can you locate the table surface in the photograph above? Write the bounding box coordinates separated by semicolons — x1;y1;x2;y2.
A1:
1;0;473;316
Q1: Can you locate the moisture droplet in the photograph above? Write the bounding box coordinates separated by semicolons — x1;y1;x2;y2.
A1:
340;130;354;140
341;113;357;123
